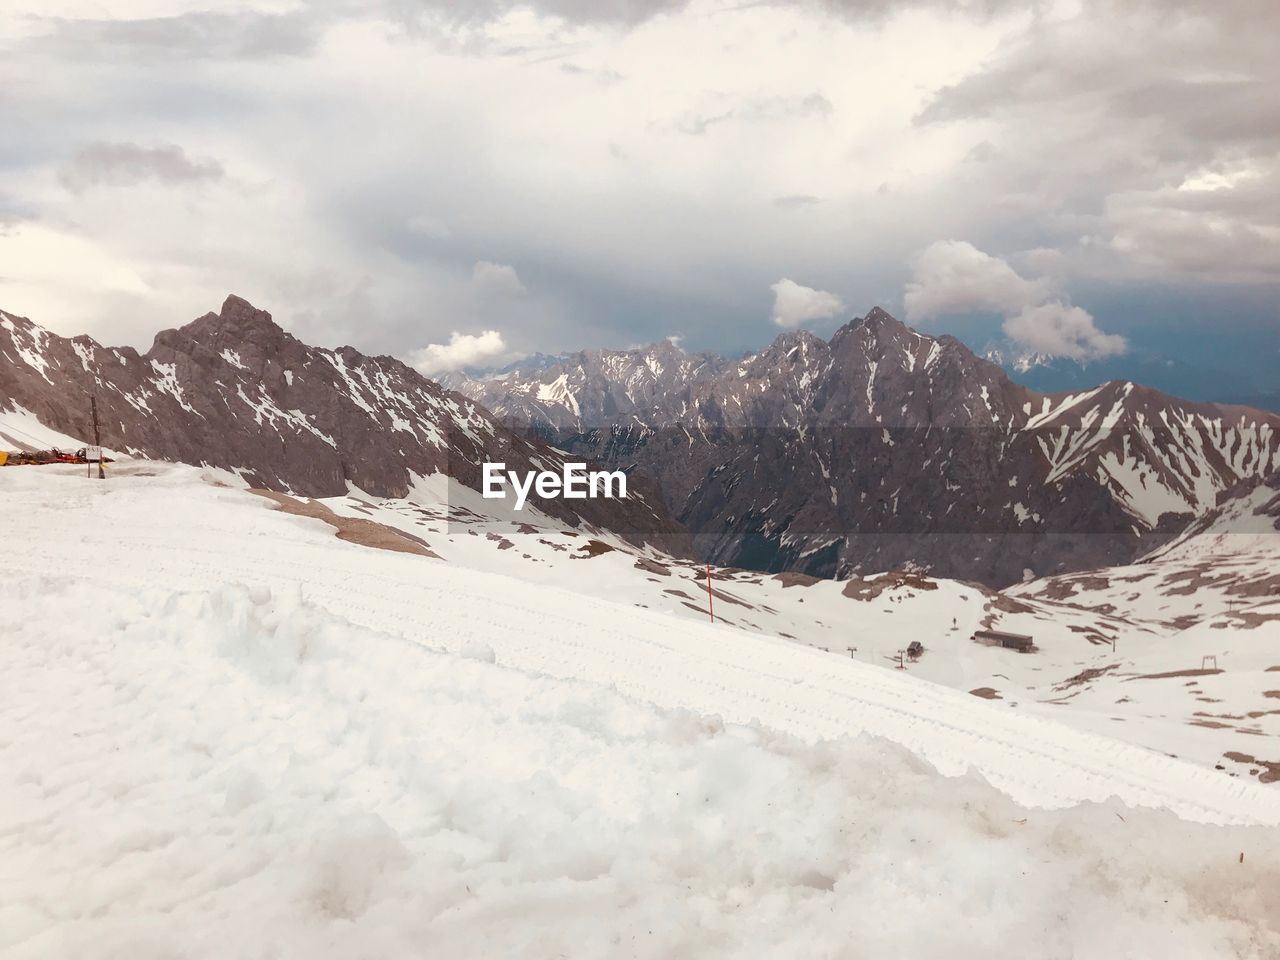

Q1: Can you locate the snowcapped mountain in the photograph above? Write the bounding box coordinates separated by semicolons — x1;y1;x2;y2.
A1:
450;308;1280;585
982;341;1058;374
0;295;684;549
441;337;730;435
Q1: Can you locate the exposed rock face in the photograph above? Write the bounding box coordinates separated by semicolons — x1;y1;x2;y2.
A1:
440;337;729;437
0;296;688;551
449;308;1280;585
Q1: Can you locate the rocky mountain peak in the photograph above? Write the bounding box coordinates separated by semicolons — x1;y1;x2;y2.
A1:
643;337;685;357
825;306;915;358
857;306;910;338
769;328;826;351
219;294;275;328
174;294;288;346
0;308;32;331
0;299;690;552
862;305;900;326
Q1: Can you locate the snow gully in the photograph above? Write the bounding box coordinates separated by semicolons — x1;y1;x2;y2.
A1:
482;461;628;511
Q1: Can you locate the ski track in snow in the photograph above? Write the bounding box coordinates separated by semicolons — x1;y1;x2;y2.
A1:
1;467;1276;827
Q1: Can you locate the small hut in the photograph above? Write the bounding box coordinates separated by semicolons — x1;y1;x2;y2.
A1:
972;629;1035;653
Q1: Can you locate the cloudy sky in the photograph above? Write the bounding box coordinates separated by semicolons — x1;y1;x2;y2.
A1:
1;0;1277;390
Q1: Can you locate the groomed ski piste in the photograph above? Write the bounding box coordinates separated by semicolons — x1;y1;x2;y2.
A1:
3;463;1279;958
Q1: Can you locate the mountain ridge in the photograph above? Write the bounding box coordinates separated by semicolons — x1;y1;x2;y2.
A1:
447;308;1280;585
0;295;688;552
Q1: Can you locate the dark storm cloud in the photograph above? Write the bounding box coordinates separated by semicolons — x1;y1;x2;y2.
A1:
1106;168;1280;276
32;9;328;61
390;0;1036;28
914;0;1280;279
18;0;1038;69
59;143;225;194
811;0;1040;17
447;0;687;24
6;0;1277;373
774;194;823;208
918;0;1280;154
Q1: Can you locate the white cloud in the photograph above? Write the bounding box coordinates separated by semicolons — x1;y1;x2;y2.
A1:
770;278;844;329
0;222;157;342
409;330;509;375
472;261;526;296
406;214;450;239
59;142;224;194
1002;301;1127;362
903;240;1049;323
904;239;1127;361
8;0;1274;356
1;2;1005;352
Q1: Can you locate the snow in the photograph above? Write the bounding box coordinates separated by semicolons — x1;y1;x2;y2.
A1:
1011;502;1041;525
3;576;1276;959
150;359;201;415
1024;386;1107;430
0;403;90;452
0;314;54;383
3;464;1280;956
71;341;97;374
536;372;581;418
320;350;378;417
1098;445;1195;525
234;384;338;448
2;465;1275;819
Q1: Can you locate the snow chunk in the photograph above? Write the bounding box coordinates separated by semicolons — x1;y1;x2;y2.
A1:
460;640;497;663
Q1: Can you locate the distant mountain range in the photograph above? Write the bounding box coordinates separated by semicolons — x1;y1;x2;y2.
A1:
445;308;1280;585
0;295;685;552
6;297;1277;587
982;338;1280;413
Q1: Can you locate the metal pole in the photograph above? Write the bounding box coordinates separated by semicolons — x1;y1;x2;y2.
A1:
91;395;105;479
706;563;714;623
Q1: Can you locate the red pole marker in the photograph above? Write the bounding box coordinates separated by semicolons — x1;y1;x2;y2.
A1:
706;563;715;623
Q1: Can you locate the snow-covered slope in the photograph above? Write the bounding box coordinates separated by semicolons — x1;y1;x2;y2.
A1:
287;469;1276;788
6;434;1269;790
1;462;1273;821
0;402;94;453
3;463;1280;958
1013;471;1280;629
1000;472;1280;782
